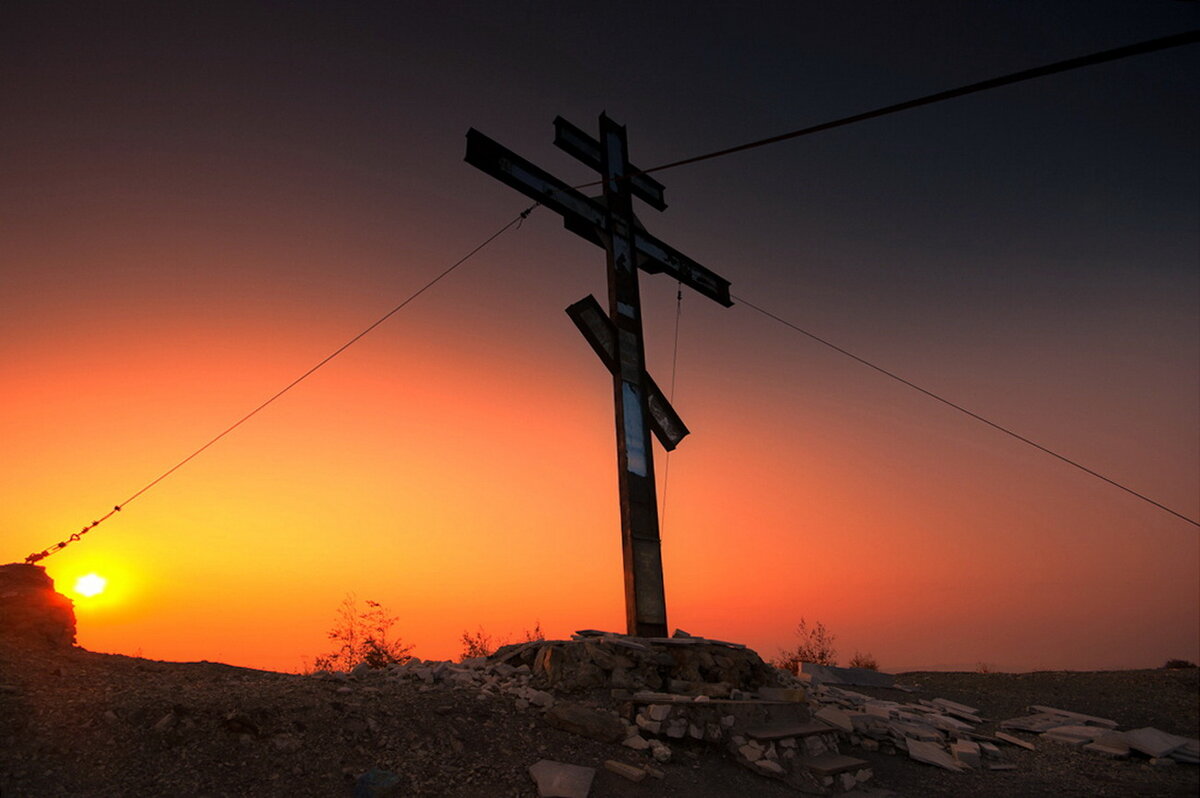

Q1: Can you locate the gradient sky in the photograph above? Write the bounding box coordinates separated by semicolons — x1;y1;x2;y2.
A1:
3;2;1197;673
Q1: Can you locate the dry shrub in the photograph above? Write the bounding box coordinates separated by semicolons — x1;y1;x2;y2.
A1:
313;594;413;671
849;651;879;671
772;618;838;674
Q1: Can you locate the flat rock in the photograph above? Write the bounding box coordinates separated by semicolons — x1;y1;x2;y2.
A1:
815;706;854;734
999;713;1069;733
1028;705;1117;729
1123;727;1194;758
801;662;895;688
950;739;981;769
543;702;625;743
746;721;832;741
528;760;595;798
995;731;1036;751
1042;725;1108;746
907;740;968;772
801;753;871;776
930;698;980;716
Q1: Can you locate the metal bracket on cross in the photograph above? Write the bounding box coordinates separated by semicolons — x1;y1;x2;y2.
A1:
465;113;732;637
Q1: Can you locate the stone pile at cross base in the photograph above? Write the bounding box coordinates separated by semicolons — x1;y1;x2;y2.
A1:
335;630;1198;797
0;563;76;649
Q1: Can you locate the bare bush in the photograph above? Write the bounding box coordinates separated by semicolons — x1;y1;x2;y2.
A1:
849;651;879;671
1163;659;1198;669
459;627;496;660
772;617;838;674
313;594;413;671
460;621;545;661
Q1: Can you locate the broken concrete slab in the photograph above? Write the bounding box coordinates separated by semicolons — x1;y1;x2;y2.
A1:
907;740;968;772
528;760;595;798
814;706;854;734
930;698;980;716
999;712;1070;733
1123;727;1194;758
995;731;1036;751
1042;725;1108;747
951;740;981;769
801;662;895;688
1028;705;1117;729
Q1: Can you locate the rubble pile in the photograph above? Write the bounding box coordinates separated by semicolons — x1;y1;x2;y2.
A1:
0;563;76;648
795;666;1200;777
326;630;878;793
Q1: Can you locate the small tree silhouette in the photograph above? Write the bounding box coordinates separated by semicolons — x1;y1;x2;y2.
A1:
313;594;413;671
848;651;879;671
773;617;838;673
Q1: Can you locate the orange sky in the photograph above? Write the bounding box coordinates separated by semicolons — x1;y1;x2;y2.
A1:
3;2;1197;673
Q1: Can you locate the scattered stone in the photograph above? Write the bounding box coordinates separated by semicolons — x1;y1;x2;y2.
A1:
800;662;895;688
815;706;854;734
756;759;785;775
999;713;1068;733
648;739;672;763
603;760;646;782
907;740;968;772
528;759;595;798
1123;727;1194;759
950;739;981;768
622;734;650;750
1028;705;1117;729
1042;725;1108;747
995;731;1036;751
1148;757;1177;767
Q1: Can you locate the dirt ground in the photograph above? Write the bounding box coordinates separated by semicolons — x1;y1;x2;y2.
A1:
1;640;1196;797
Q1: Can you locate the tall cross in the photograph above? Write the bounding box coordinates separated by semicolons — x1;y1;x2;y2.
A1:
465;114;732;637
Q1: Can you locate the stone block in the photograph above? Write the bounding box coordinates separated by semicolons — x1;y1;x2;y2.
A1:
602;760;645;783
623;734;650;750
528;760;595;798
950;740;981;769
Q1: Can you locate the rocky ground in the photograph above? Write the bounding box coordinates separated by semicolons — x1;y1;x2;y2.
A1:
1;638;1197;798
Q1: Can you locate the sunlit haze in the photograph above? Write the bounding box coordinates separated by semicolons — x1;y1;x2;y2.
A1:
3;2;1197;674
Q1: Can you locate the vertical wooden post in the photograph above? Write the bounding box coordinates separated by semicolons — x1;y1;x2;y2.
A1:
599;114;668;638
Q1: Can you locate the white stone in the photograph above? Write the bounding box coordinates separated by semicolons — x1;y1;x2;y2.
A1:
527;759;594;798
622;735;650;751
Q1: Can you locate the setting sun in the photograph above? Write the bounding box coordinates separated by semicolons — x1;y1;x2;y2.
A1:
73;573;107;598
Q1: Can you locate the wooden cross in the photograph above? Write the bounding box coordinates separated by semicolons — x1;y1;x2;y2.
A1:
465;114;732;637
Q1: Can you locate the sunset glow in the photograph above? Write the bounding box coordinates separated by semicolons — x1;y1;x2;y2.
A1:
73;573;108;598
3;3;1197;675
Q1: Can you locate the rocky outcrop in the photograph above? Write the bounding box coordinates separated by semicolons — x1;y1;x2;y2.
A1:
0;563;76;647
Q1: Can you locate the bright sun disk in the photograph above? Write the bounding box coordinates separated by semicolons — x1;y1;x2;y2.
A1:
74;573;107;598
